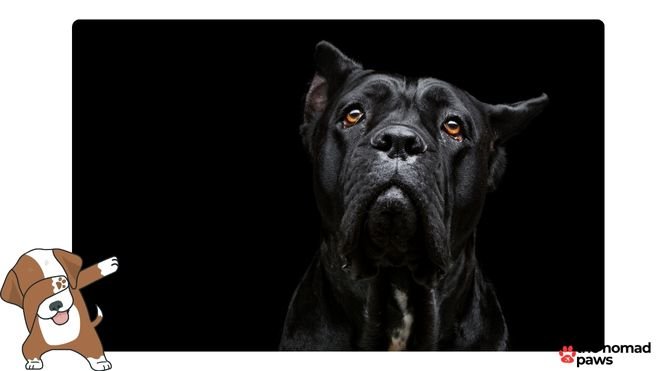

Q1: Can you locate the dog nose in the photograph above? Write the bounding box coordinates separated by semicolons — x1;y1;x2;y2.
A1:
49;301;63;312
370;125;427;159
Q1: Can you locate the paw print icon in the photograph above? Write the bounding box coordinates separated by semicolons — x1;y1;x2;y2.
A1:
560;345;576;363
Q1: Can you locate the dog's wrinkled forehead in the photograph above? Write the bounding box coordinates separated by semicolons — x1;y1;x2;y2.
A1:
343;74;465;102
339;74;481;117
415;78;480;114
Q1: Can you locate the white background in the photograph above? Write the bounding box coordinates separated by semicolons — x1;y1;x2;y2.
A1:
0;1;657;370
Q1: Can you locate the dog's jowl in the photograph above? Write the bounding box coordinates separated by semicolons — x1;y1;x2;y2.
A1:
1;249;119;370
280;42;548;350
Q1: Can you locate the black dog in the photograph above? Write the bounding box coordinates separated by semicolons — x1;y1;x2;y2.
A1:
280;41;548;350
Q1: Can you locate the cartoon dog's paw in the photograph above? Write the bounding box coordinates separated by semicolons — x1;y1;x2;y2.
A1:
25;358;43;370
98;257;119;276
88;356;112;370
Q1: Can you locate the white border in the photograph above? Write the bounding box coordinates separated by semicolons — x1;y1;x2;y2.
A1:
1;1;658;370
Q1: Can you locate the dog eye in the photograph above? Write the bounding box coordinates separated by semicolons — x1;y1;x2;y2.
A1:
343;109;365;128
442;119;463;141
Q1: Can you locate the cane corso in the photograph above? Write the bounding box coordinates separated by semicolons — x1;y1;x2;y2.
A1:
280;41;548;350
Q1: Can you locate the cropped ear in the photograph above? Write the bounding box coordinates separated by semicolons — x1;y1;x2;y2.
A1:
486;93;549;190
302;41;362;152
52;249;82;289
1;270;23;307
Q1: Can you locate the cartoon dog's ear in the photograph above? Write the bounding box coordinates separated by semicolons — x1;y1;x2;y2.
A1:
486;93;549;190
1;270;23;307
302;41;362;152
53;249;82;289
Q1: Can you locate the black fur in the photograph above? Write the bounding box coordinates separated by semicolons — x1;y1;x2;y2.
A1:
280;41;548;350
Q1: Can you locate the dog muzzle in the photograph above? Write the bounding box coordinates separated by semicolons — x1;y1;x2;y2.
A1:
22;275;69;330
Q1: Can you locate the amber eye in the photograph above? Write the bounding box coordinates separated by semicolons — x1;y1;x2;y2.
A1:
442;119;463;139
343;109;365;128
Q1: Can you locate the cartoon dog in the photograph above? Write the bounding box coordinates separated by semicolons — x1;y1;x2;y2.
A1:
1;249;118;370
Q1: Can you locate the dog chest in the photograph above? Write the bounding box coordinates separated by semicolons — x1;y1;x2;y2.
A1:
38;305;81;346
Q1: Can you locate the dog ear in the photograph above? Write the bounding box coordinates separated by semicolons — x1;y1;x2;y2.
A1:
52;249;83;289
486;93;549;190
301;41;362;152
1;270;23;307
488;93;549;144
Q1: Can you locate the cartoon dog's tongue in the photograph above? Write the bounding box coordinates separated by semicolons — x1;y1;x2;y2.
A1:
52;311;69;325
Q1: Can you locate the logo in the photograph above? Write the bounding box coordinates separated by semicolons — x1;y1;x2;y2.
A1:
558;342;652;367
560;345;576;363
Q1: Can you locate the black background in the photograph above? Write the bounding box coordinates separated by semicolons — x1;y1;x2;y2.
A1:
73;20;604;351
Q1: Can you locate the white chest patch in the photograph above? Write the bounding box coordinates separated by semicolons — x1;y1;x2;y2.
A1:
26;249;66;278
39;305;81;346
389;289;414;351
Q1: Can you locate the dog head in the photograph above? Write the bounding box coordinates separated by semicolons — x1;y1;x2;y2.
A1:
301;42;548;286
1;249;82;330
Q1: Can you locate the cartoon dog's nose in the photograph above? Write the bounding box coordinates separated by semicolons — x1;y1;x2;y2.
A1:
370;125;427;159
49;301;63;312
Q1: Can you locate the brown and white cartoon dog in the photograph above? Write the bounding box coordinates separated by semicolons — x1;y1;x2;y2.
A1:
1;249;118;370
